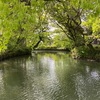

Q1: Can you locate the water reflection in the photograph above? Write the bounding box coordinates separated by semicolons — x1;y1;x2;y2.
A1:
0;53;100;100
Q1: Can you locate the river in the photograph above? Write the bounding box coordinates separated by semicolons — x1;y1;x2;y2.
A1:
0;52;100;100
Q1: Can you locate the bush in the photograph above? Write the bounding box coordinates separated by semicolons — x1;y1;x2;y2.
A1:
71;46;96;59
95;53;100;61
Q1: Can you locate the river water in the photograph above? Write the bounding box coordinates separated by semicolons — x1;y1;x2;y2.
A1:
0;52;100;100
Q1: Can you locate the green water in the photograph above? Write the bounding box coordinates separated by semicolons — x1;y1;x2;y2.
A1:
0;52;100;100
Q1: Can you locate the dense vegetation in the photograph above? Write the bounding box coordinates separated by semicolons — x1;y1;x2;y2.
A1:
0;0;100;61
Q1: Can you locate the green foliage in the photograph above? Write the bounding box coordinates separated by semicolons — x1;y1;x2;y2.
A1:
71;46;96;59
92;18;100;34
0;0;100;60
45;0;100;45
0;0;45;53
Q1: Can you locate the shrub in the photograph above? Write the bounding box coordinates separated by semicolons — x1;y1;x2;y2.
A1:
71;46;96;59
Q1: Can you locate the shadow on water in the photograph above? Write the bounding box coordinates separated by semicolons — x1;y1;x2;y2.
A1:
0;56;29;100
0;52;100;100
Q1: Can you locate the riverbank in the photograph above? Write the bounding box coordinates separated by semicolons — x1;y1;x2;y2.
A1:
0;47;100;62
33;48;70;53
0;48;69;61
0;49;31;61
71;46;100;62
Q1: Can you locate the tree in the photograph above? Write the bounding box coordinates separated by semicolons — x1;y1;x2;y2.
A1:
0;0;44;53
45;0;100;48
0;0;100;60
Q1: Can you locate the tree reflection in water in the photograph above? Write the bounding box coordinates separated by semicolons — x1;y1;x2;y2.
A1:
0;53;100;100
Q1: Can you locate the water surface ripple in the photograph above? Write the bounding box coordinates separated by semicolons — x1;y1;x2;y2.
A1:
0;53;100;100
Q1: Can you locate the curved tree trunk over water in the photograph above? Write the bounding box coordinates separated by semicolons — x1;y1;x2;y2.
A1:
33;36;42;49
